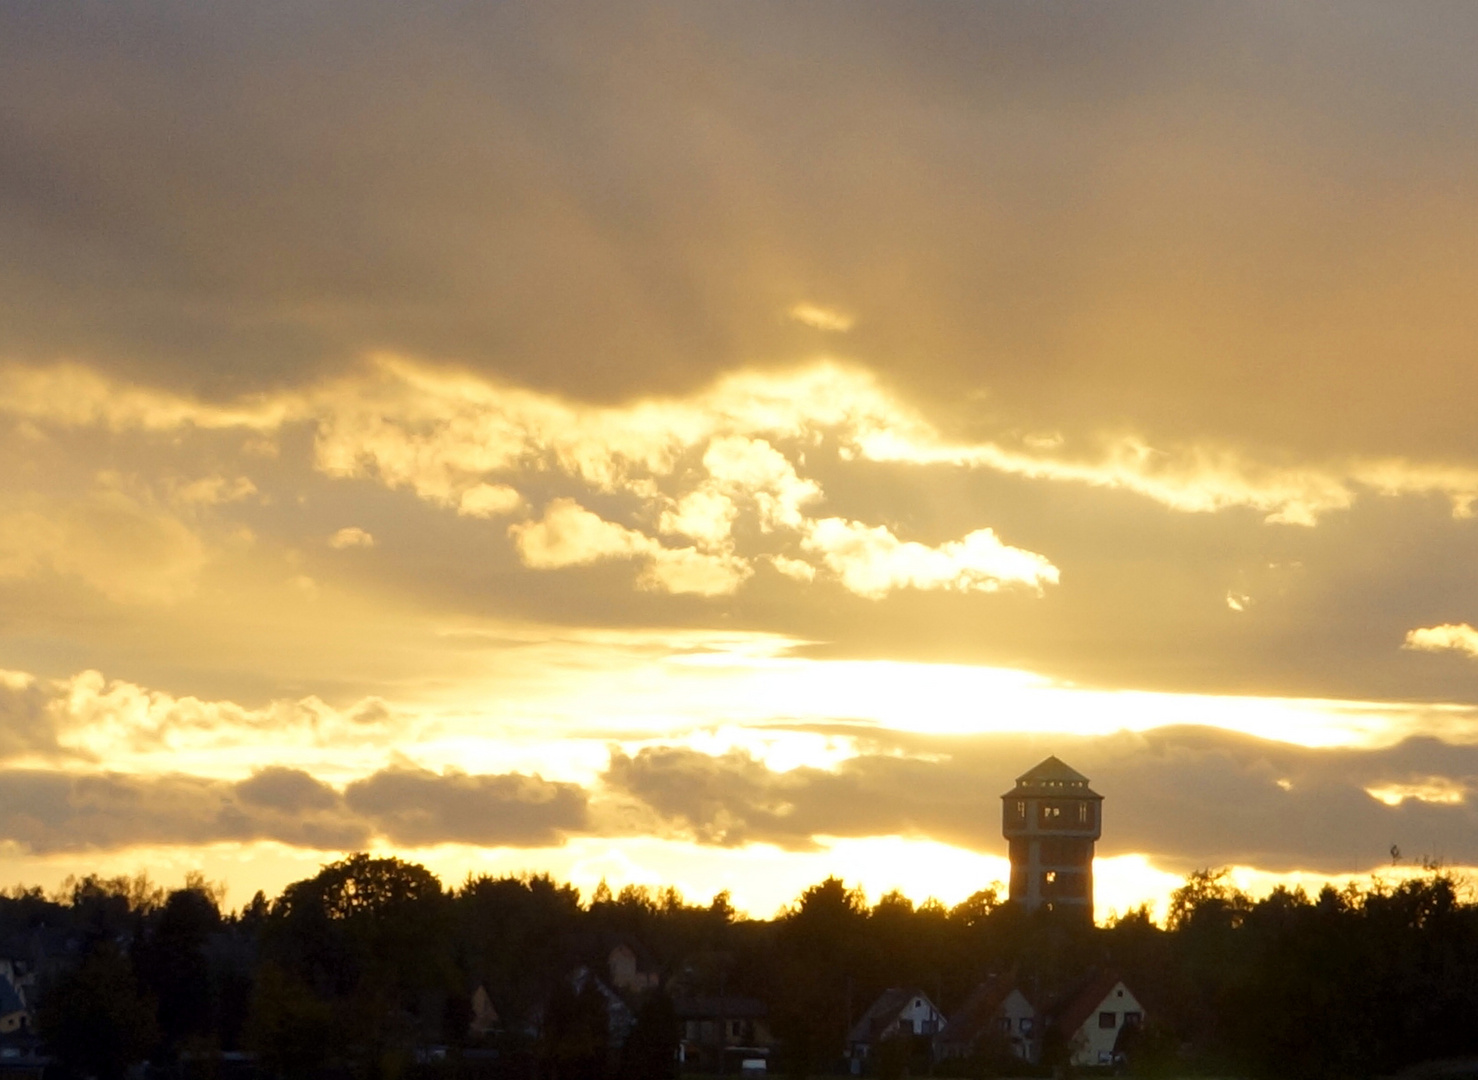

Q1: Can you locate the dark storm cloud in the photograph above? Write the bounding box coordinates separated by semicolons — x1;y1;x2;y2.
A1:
0;764;587;854
605;728;1478;873
343;765;589;847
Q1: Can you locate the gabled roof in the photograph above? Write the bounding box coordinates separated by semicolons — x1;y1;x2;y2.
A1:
470;984;499;1022
1048;971;1129;1036
568;966;635;1022
1002;756;1101;799
936;976;1032;1050
603;932;659;972
846;987;935;1045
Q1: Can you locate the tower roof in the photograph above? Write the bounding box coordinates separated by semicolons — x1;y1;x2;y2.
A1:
1018;755;1088;784
1001;755;1101;799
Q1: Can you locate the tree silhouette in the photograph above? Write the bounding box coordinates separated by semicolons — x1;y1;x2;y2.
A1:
39;941;158;1080
134;885;222;1058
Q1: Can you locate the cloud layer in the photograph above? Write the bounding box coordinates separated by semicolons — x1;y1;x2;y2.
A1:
5;2;1478;900
605;727;1478;874
2;656;1478;877
0;764;585;855
5;718;1477;877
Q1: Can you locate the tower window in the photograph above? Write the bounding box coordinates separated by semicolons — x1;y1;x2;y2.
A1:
1045;871;1056;883
1078;803;1088;823
1016;800;1025;818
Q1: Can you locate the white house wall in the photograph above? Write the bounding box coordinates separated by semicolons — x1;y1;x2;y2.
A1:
999;989;1038;1062
895;995;944;1037
1069;982;1145;1067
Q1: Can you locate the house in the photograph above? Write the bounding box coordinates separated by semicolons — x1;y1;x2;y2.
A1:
0;982;24;1038
674;995;772;1074
935;976;1039;1064
1047;973;1145;1068
467;984;500;1040
605;938;660;995
570;966;638;1049
846;988;943;1072
0;940;35;1038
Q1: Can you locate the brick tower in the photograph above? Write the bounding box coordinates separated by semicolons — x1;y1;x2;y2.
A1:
1001;756;1102;919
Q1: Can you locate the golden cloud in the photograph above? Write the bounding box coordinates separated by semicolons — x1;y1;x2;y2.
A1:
509;499;657;569
509;499;752;597
789;302;855;333
457;482;524;518
5;355;1478;616
801;518;1059;600
328;526;375;549
1403;623;1478;659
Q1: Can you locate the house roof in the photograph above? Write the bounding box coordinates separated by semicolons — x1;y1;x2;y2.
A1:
603;932;659;971
936;977;1030;1050
565;930;659;981
1049;971;1130;1036
1001;756;1102;799
470;985;499;1021
846;988;935;1046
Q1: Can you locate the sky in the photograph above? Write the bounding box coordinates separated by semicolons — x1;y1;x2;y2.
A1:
4;1;1478;921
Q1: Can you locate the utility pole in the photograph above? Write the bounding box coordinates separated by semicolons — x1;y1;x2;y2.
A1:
718;965;727;1077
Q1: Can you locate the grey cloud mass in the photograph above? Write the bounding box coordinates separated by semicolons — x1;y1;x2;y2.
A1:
4;711;1478;874
236;766;341;814
343;765;589;847
605;729;1478;874
0;769;369;854
0;765;587;854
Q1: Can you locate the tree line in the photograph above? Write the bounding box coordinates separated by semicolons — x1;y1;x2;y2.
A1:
8;854;1478;1080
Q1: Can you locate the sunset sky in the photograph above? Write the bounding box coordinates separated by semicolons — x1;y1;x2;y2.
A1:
5;2;1478;920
